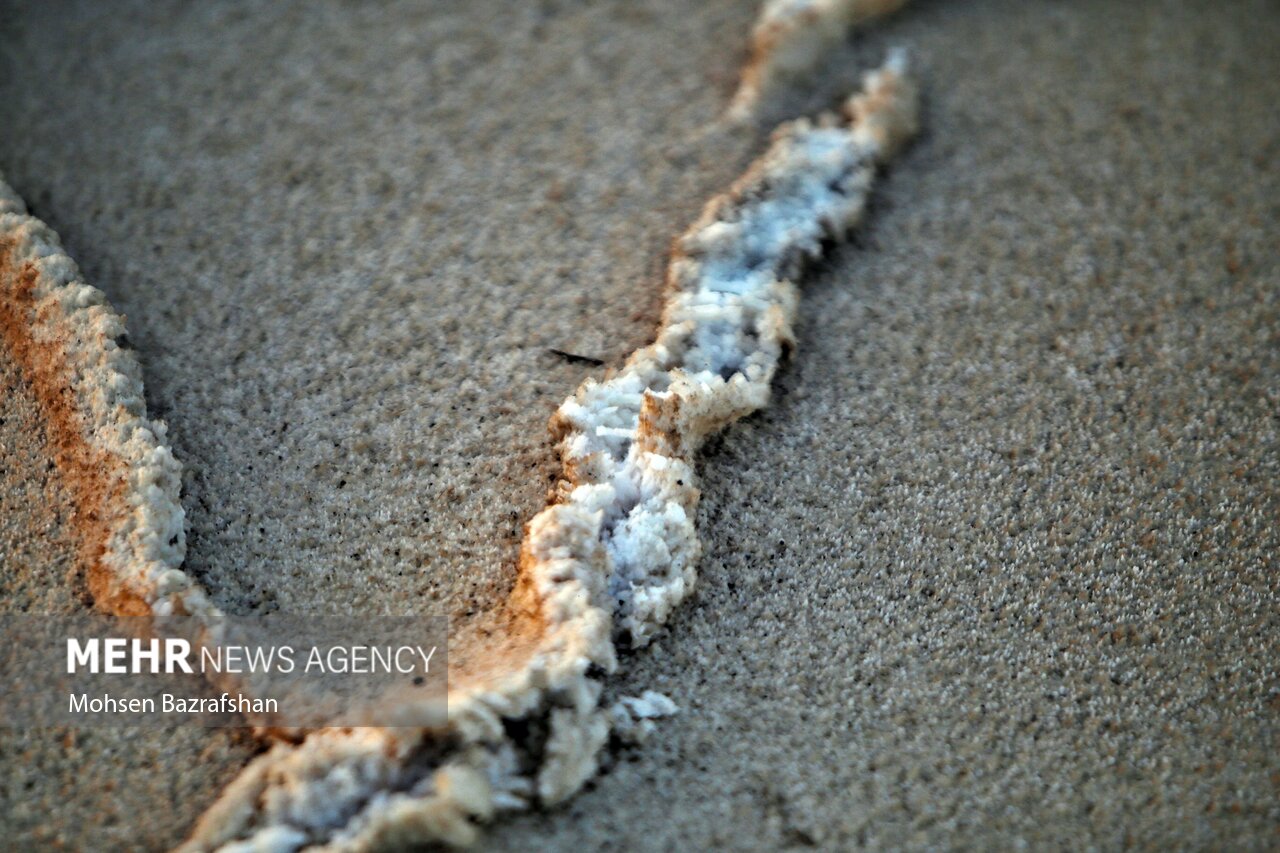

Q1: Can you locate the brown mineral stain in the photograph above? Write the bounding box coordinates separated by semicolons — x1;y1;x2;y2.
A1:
0;236;148;617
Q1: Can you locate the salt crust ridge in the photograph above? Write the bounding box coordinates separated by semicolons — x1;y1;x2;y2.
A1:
180;51;918;851
0;178;269;722
729;0;910;120
0;175;204;624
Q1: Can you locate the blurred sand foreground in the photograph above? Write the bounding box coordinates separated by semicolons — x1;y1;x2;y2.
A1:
1;0;1277;849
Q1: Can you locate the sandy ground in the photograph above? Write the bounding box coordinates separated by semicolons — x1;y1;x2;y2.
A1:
1;0;1277;849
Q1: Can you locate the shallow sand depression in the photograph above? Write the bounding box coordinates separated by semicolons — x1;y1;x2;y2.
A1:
2;0;1279;849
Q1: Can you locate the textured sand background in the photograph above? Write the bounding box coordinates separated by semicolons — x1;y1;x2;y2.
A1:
1;0;1277;849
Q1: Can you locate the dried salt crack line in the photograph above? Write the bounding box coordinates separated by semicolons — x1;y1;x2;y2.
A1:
0;174;223;634
0;176;290;720
729;0;910;121
183;50;918;852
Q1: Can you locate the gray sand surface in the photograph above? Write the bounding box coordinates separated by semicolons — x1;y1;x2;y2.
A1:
2;0;1277;849
1;346;85;615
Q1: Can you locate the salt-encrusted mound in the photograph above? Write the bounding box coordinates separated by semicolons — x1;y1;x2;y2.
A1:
729;0;910;120
182;51;918;851
0;175;198;620
0;176;256;714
